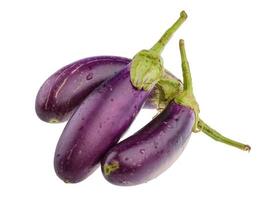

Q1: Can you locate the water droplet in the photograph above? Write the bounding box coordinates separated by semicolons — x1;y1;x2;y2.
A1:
98;89;103;94
86;73;93;80
98;85;108;93
154;141;159;149
139;149;145;154
167;124;173;128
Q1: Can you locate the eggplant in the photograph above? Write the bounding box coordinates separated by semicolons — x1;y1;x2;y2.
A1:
101;40;251;186
54;11;188;183
35;55;181;123
54;66;149;183
101;101;194;186
35;56;131;123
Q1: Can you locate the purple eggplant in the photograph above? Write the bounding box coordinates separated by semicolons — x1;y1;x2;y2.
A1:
35;56;180;123
101;101;194;186
101;40;251;186
35;56;131;123
54;66;149;183
54;11;188;183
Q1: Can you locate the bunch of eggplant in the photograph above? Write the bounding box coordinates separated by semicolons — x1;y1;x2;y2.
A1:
35;11;250;186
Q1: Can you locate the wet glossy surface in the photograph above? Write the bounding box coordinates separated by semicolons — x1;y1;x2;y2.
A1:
101;101;194;186
54;66;150;183
36;56;130;122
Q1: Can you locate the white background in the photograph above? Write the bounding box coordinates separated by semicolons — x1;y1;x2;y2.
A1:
0;0;274;199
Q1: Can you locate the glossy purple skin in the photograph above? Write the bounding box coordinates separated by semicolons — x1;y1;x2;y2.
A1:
101;101;194;186
54;65;150;183
35;56;131;122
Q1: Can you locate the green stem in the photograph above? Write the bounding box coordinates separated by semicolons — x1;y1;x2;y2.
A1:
150;11;187;54
179;39;192;92
198;119;251;152
174;39;200;132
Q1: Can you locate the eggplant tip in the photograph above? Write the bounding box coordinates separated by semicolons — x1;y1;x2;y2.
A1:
180;10;188;19
64;179;70;183
49;118;60;123
244;145;251;152
103;161;120;176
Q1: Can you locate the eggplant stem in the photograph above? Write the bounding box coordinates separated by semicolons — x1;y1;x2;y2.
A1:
150;11;187;54
174;39;200;132
198;119;251;152
179;39;193;92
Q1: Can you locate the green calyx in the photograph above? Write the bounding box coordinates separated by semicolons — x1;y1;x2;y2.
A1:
148;73;182;110
130;50;164;90
157;40;251;151
174;91;200;132
129;10;250;152
158;71;183;101
130;11;188;91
